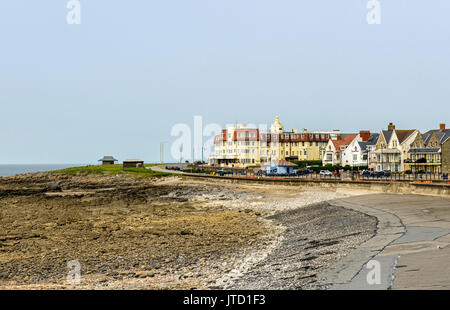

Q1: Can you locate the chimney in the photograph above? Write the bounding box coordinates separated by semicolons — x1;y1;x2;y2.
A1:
388;122;395;131
440;123;446;130
359;131;371;142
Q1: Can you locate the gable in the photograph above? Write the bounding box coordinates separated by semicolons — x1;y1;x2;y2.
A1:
351;140;362;152
425;132;441;148
326;140;335;152
410;133;425;149
375;132;387;150
389;131;400;148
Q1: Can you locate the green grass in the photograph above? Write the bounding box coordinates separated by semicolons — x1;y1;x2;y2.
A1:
51;164;176;178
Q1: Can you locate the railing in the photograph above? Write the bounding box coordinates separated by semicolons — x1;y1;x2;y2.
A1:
198;165;449;182
371;160;401;164
404;161;441;164
208;170;449;182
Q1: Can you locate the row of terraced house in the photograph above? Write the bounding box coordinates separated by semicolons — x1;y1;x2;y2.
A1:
323;122;449;174
208;116;450;174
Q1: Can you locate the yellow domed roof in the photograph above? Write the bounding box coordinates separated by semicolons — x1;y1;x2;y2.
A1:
270;115;284;133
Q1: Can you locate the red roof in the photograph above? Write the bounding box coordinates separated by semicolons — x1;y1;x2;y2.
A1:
214;129;228;143
215;130;333;144
331;134;357;152
214;128;261;142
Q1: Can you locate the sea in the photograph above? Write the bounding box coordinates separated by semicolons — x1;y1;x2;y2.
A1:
0;164;85;177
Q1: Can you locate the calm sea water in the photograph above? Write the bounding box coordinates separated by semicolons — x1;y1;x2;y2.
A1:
0;164;85;177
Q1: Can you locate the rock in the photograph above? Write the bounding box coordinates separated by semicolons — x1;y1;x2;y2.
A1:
183;272;194;278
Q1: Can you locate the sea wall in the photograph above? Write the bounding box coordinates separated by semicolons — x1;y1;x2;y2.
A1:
181;174;450;197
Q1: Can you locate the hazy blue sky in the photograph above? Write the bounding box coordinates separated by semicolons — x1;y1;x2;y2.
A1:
1;1;449;164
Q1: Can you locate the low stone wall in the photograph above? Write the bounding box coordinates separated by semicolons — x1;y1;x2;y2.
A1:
181;174;450;197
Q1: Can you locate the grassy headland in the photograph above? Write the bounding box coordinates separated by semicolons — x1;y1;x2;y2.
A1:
51;164;176;178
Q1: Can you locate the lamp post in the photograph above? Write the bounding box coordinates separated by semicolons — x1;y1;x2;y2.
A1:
202;146;207;164
160;141;168;164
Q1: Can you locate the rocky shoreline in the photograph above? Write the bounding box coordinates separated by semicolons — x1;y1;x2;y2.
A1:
0;172;377;289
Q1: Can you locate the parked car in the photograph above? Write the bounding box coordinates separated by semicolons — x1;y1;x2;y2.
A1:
166;166;181;171
255;170;264;176
295;169;308;176
319;170;333;176
361;170;375;177
376;171;391;178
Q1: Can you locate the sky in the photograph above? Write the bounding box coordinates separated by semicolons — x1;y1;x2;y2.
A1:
0;0;449;164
